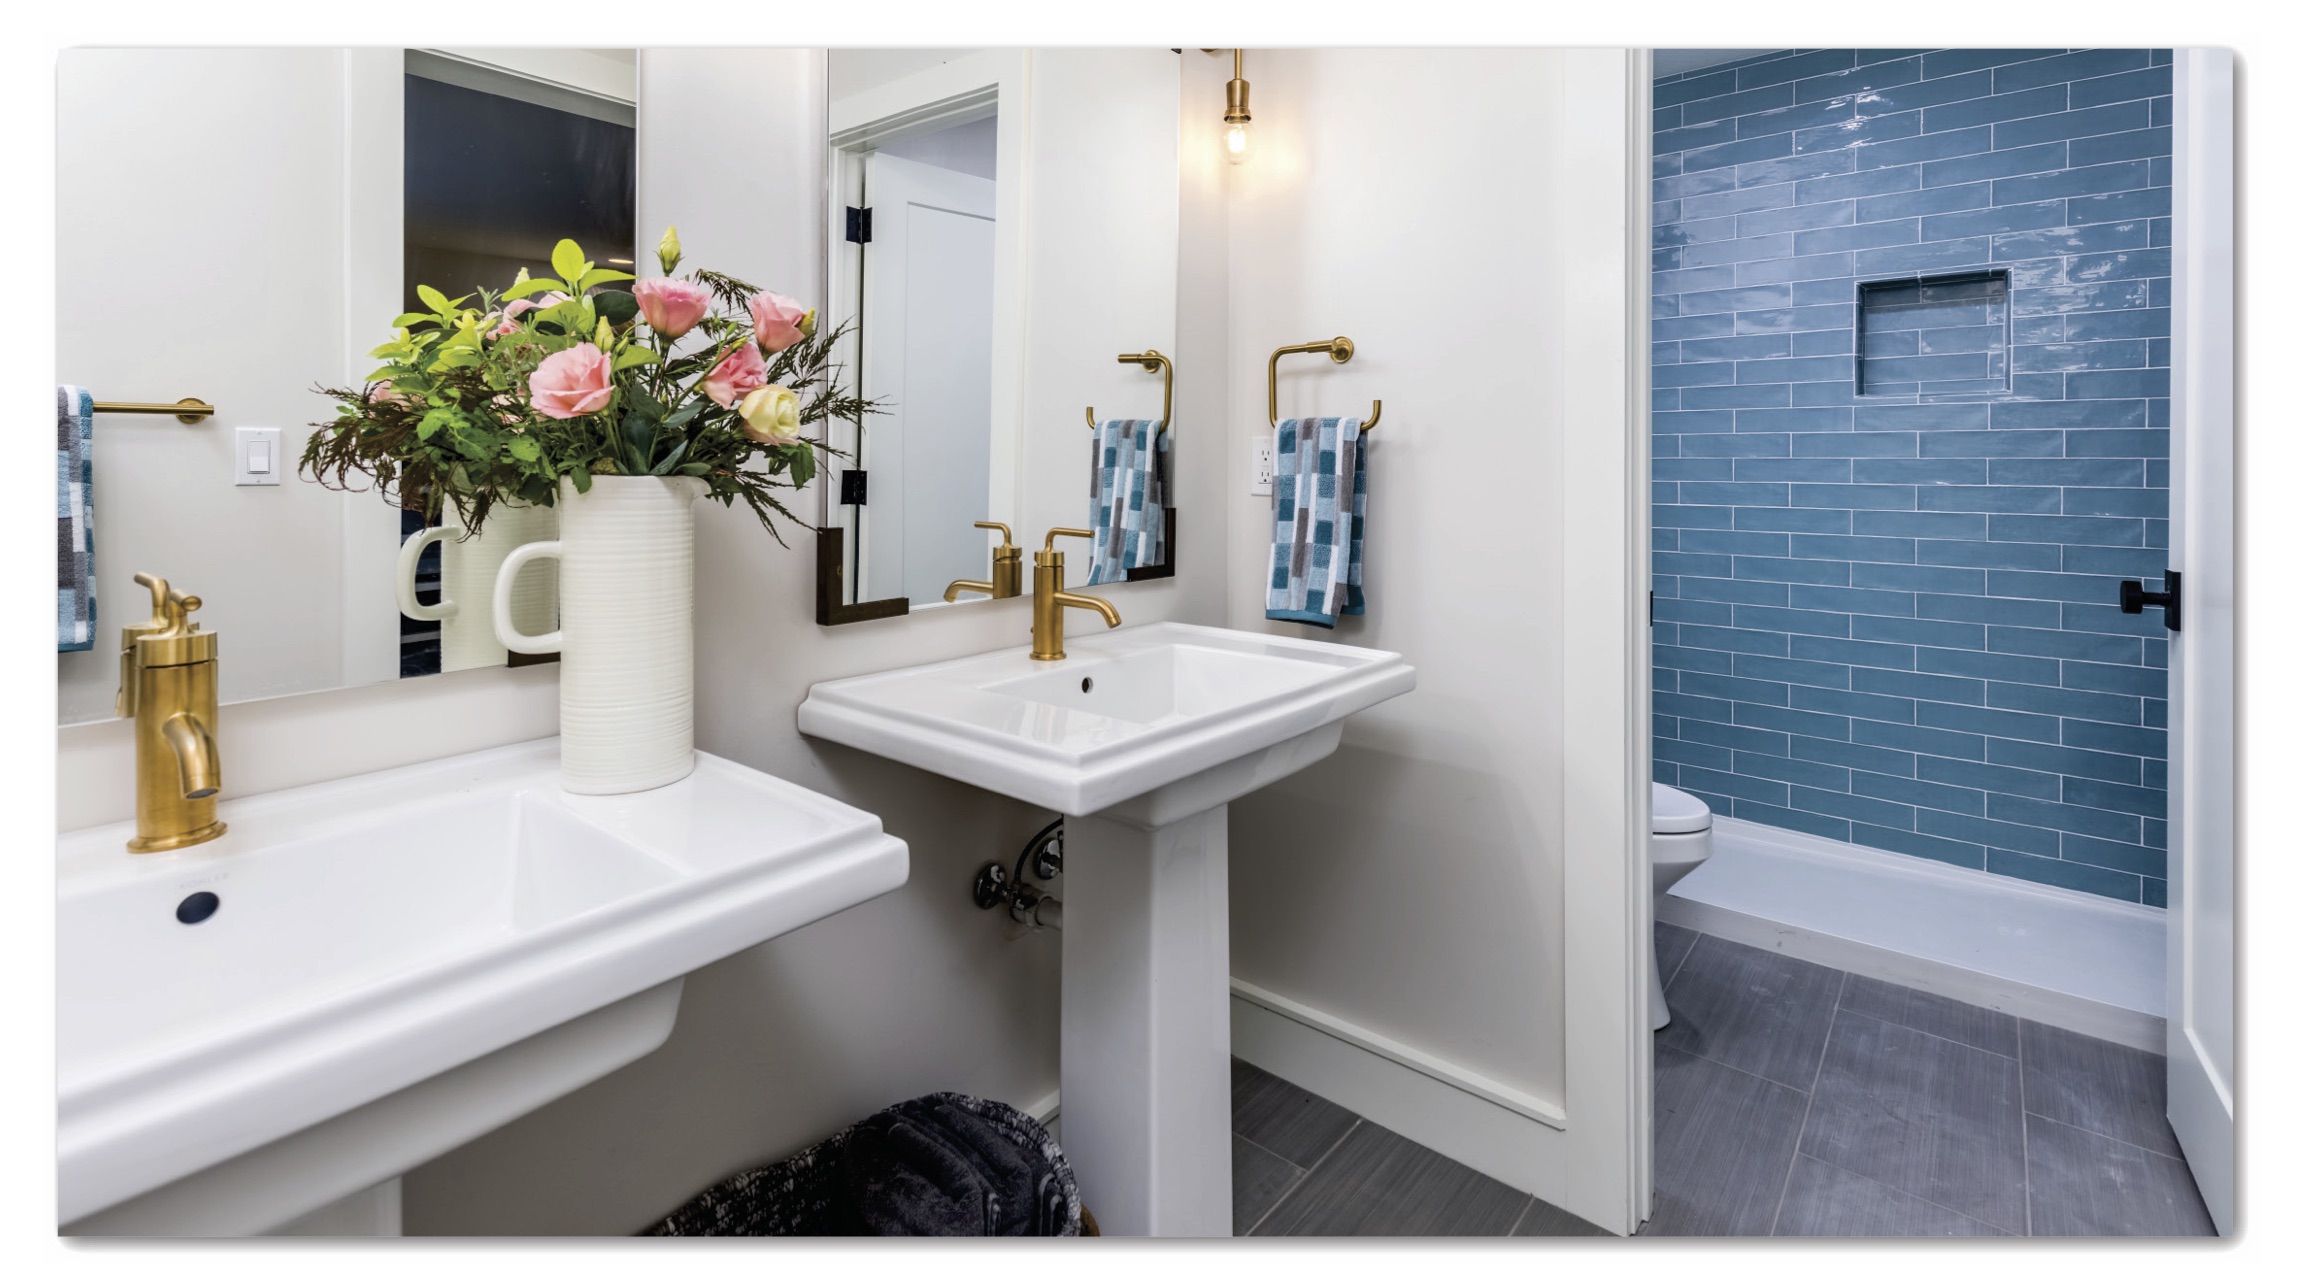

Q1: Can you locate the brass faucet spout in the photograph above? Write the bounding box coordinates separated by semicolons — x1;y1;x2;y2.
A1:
1056;591;1122;627
162;712;221;800
944;578;997;603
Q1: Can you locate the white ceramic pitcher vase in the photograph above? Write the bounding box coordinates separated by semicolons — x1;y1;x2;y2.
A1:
396;500;558;673
494;475;705;794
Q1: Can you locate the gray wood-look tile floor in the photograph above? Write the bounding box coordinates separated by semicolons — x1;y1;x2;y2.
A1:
1224;928;2217;1238
1230;1058;1608;1237
1647;924;2218;1237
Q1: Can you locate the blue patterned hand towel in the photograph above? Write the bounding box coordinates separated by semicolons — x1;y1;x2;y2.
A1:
57;385;95;652
1266;416;1366;627
1084;417;1167;585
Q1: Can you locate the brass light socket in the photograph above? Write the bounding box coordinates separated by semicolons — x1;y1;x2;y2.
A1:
1224;74;1251;123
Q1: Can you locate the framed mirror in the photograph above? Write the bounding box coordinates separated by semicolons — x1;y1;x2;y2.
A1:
815;49;1182;625
55;48;636;724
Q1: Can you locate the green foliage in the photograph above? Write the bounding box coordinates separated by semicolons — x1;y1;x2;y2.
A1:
301;236;874;542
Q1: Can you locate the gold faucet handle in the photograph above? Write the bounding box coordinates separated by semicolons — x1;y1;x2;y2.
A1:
974;520;1015;547
129;572;202;634
1043;527;1094;553
132;572;173;621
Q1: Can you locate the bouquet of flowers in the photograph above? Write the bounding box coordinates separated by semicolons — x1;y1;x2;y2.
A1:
302;226;866;542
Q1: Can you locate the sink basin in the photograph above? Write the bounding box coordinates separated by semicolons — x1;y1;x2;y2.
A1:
56;739;907;1234
798;621;1413;818
800;621;1413;1236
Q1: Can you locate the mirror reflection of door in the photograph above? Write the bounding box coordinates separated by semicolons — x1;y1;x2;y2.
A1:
855;137;997;605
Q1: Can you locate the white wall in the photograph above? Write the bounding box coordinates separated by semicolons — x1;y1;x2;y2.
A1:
395;48;1222;1235
1216;48;1645;1229
55;50;387;722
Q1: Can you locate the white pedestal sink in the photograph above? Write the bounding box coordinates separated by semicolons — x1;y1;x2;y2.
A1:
798;622;1414;1235
56;740;907;1235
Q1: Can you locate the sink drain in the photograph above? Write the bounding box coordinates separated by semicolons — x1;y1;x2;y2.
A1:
176;891;220;925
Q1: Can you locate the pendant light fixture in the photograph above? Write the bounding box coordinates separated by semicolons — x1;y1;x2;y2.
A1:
1223;48;1254;165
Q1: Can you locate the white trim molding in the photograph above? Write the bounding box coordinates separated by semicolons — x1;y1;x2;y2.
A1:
1231;979;1566;1128
1556;45;1652;1236
1230;990;1571;1206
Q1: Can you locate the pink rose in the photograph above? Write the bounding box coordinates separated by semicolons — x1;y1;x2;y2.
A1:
528;345;616;419
748;290;810;353
703;342;770;409
632;279;712;340
501;291;571;322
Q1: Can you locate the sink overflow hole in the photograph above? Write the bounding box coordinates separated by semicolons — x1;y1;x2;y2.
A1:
176;891;220;925
1080;677;1094;693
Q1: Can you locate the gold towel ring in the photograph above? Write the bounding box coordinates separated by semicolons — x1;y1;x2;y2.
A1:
1267;339;1379;432
1084;349;1173;434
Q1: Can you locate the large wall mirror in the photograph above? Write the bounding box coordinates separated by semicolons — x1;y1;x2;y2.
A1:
54;47;1181;727
817;49;1181;623
56;48;634;726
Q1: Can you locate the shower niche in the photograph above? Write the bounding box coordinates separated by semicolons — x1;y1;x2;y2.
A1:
1854;269;2012;400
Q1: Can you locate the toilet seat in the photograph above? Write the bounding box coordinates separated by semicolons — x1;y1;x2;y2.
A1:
1651;782;1712;835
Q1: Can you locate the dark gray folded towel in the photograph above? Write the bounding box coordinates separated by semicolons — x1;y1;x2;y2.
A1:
645;1091;1081;1238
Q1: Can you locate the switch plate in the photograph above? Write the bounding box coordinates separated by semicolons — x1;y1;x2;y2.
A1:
1249;434;1275;497
236;427;282;486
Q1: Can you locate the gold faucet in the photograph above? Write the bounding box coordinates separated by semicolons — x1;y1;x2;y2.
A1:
120;572;225;852
1031;528;1121;660
943;521;1024;602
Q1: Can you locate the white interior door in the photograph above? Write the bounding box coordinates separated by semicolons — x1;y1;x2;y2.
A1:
856;151;995;603
2165;47;2234;1236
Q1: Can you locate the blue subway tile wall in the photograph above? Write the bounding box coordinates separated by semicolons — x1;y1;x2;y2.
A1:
1652;49;2171;905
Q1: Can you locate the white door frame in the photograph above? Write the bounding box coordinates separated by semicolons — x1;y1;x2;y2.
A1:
2166;45;2236;1237
1561;46;1654;1233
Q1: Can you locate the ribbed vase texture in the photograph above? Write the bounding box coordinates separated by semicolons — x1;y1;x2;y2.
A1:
440;501;558;673
554;476;703;794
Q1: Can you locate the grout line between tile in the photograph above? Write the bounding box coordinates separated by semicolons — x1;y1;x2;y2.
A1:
1832;1001;2021;1061
2017;1017;2033;1235
1655;1039;1815;1103
2021;1109;2190;1163
1234;1153;1300;1238
1667;931;1701;990
1788;1151;2020;1236
1505;1194;1537;1238
1768;972;1844;1233
1246;1118;1362;1236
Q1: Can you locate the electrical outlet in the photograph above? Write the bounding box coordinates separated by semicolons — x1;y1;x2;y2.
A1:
1250;435;1275;496
235;427;282;486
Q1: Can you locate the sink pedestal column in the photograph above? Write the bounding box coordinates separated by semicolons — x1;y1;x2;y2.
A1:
1060;804;1232;1237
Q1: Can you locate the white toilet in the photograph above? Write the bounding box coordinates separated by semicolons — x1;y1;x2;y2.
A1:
1650;782;1714;1030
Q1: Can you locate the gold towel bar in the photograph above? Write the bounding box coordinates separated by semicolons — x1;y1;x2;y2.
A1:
1267;339;1378;431
1084;350;1173;434
94;398;215;424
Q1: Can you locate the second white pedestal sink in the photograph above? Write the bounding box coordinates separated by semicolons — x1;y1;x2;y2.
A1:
57;740;907;1235
798;622;1414;1235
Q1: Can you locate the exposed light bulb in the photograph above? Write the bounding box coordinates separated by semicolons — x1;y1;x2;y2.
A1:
1223;49;1254;166
1224;117;1254;165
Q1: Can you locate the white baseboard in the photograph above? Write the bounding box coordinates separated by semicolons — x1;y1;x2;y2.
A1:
1229;981;1590;1225
1661;814;2167;1054
1021;1089;1060;1143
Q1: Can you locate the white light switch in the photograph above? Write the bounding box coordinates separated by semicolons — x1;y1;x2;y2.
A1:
1249;434;1275;497
236;427;282;486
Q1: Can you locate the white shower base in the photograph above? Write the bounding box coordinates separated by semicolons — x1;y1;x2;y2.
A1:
1658;814;2166;1053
